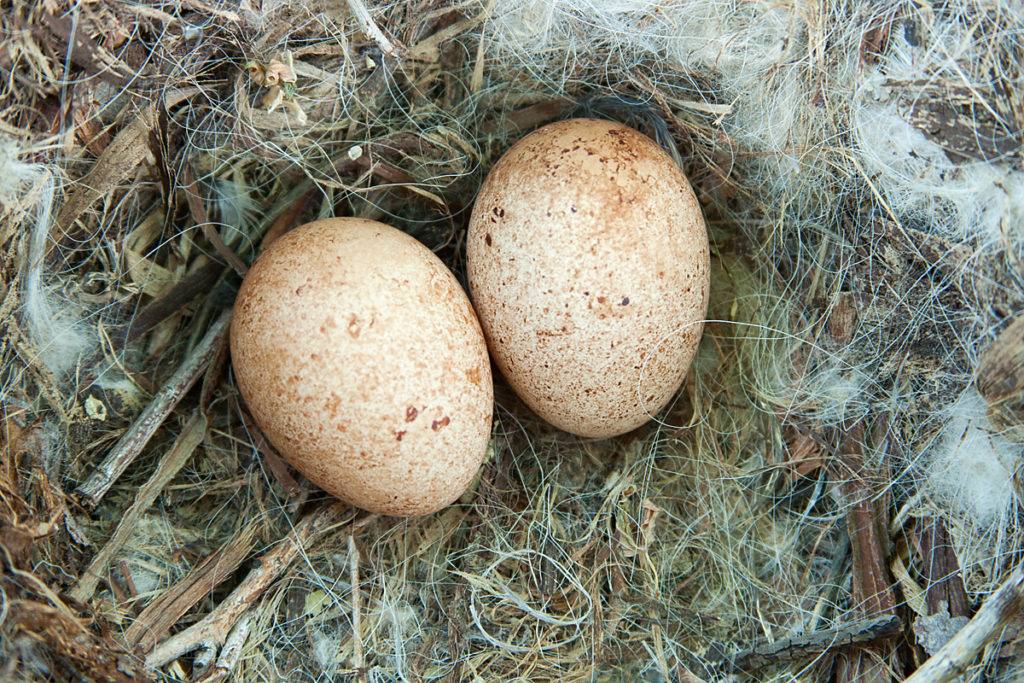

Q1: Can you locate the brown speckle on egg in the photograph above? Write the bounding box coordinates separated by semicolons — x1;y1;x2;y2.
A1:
231;218;493;515
466;119;710;438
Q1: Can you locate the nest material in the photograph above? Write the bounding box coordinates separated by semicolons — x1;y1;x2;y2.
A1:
1;0;1024;681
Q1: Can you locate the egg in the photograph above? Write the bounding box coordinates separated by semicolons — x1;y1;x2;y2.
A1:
467;118;709;438
230;218;493;516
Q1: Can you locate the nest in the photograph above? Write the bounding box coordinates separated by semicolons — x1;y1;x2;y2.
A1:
1;0;1023;681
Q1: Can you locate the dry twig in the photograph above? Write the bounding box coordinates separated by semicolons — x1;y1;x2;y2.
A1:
194;613;254;683
146;502;352;669
123;524;258;653
350;533;364;677
905;562;1024;683
72;410;208;602
723;615;903;672
76;308;232;506
831;421;899;683
347;0;402;57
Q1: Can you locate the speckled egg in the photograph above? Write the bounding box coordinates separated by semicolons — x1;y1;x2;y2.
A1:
230;218;493;516
467;118;709;438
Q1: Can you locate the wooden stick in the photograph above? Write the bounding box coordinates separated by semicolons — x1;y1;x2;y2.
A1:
838;423;897;618
346;0;402;57
724;615;903;672
72;411;208;602
831;421;898;683
196;612;255;682
124;524;258;653
910;518;970;618
147;502;351;669
905;562;1024;683
76;308;232;506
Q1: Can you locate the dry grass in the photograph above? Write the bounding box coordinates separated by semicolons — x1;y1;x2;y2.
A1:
1;0;1023;681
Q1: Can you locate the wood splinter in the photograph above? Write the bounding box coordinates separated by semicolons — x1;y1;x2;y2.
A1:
905;562;1024;683
146;502;352;670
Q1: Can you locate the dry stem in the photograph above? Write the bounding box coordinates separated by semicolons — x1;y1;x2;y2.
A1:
72;410;207;602
905;562;1024;683
123;524;257;653
75;308;232;506
724;615;903;673
349;532;364;677
146;502;352;669
346;0;402;57
832;421;898;683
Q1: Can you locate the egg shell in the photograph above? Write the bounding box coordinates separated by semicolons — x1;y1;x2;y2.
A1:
467;118;709;438
230;218;493;516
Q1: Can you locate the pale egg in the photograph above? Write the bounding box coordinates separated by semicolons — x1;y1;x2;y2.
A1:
231;218;493;515
467;118;709;438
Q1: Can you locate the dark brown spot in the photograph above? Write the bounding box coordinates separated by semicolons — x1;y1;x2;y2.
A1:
405;406;418;422
485;234;492;246
395;430;406;441
431;416;451;431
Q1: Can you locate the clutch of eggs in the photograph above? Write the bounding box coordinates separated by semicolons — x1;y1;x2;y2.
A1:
467;118;710;438
230;218;493;516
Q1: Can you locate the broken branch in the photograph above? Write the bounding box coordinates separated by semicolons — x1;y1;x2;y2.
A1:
146;502;352;669
76;308;232;506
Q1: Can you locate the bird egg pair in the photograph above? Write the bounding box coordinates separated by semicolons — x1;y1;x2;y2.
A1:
230;119;709;516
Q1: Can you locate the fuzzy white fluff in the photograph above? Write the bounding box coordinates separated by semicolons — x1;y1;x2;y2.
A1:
310;628;341;673
926;388;1020;528
854;93;1024;246
485;0;795;84
853;20;1024;245
485;0;792;92
1;138;97;379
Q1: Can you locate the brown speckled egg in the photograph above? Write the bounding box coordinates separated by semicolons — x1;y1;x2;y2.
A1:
230;218;493;516
467;118;709;438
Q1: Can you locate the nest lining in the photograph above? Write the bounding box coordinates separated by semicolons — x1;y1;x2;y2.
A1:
1;0;1023;681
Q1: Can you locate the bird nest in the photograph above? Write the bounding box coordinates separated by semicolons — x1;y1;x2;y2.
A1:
2;1;1023;681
